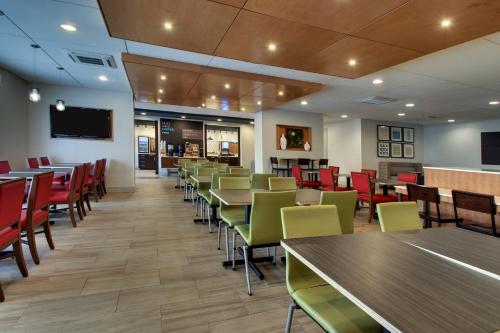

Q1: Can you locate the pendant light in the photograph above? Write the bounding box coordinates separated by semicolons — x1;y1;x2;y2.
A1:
55;67;65;111
29;44;41;102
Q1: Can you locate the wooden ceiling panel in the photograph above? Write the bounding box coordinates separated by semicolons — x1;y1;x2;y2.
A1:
297;37;423;79
98;0;239;54
214;10;345;69
243;0;410;34
209;0;246;8
354;0;500;53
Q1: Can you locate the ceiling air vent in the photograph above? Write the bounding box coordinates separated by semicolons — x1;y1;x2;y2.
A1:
358;96;397;105
65;50;117;68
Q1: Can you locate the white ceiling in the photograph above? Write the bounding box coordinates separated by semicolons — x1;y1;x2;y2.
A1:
1;0;500;124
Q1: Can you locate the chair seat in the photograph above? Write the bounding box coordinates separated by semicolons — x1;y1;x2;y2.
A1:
49;190;76;204
220;206;246;227
292;285;380;333
20;209;49;228
322;185;334;191
358;194;397;204
235;224;250;243
335;187;353;192
0;227;19;249
301;181;321;188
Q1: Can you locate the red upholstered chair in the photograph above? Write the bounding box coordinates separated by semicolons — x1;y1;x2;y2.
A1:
0;161;11;174
26;158;39;169
352;172;397;223
292;165;320;189
21;172;55;264
319;169;334;191
49;166;82;227
395;173;418;201
79;162;92;215
39;156;50;166
88;160;103;202
0;178;29;302
329;166;351;191
361;169;377;179
100;158;107;195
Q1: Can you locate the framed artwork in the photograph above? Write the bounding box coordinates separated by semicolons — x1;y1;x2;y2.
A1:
403;127;415;143
377;142;390;157
390;127;402;141
404;143;415;159
377;125;390;141
391;143;402;158
275;124;312;151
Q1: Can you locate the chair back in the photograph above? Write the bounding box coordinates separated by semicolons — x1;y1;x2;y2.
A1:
281;205;341;293
225;166;243;173
25;172;54;227
270;157;279;167
211;173;241;189
407;184;440;204
250;173;275;190
452;190;496;215
291;165;303;184
320;191;357;234
351;172;372;196
73;164;86;194
361;169;377;179
219;177;251;190
82;163;91;192
40;156;50;166
93;159;102;183
195;167;216;177
248;191;296;245
319;169;334;190
297;158;310;168
397;173;417;183
329;166;341;188
269;177;296;191
318;159;328;168
229;168;250;176
0;161;11;174
100;158;107;181
377;202;422;232
0;178;26;232
215;163;228;172
27;158;39;169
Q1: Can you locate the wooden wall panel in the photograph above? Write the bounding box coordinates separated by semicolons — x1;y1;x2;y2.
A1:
424;167;500;196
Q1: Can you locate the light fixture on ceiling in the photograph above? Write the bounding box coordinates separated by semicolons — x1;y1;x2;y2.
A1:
448;119;455;123
398;112;406;117
440;19;452;28
257;100;262;105
157;98;162;103
164;22;173;30
372;78;383;85
405;103;415;108
140;112;146;115
158;89;164;93
278;91;284;96
267;42;277;51
348;59;357;66
160;75;167;80
98;75;108;81
211;95;216;100
489;100;499;105
241;107;246;111
217;118;222;122
250;121;254;125
300;100;308;105
181;115;186;119
60;23;77;32
224;83;230;89
55;67;66;111
29;44;41;103
341;115;348;118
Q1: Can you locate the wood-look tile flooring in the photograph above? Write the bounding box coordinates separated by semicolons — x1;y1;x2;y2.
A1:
0;171;380;333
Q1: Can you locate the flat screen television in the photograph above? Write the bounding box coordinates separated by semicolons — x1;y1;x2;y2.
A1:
481;132;500;165
50;105;112;139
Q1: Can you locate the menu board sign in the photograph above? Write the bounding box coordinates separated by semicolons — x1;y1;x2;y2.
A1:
161;120;175;135
182;128;203;140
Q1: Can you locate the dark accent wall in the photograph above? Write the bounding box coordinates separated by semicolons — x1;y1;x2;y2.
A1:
160;118;204;155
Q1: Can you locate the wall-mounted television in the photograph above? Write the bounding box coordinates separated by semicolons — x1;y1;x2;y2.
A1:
50;105;112;139
481;132;500;165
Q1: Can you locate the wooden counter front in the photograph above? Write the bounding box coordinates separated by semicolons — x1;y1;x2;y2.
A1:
161;156;203;168
424;167;500;196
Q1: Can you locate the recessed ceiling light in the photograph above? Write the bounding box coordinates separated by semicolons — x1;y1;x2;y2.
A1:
211;95;216;100
348;59;357;66
440;19;452;28
157;98;162;103
278;91;284;96
140;112;146;116
250;121;254;125
98;75;108;81
489;100;499;105
300;100;308;106
448;119;455;123
341;115;348;118
267;43;277;51
372;78;383;85
201;103;206;107
60;24;77;32
405;103;415;108
224;83;230;89
164;22;173;30
398;112;406;117
217;118;222;122
160;75;167;80
241;107;246;111
257;100;262;105
181;115;186;119
158;89;164;93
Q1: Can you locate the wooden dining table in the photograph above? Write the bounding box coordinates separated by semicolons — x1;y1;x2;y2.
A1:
281;228;500;333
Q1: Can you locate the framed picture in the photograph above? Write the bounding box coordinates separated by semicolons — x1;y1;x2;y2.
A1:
404;143;415;159
138;136;149;153
391;143;402;158
390;127;402;141
403;127;415;143
377;142;390;157
377;125;390;141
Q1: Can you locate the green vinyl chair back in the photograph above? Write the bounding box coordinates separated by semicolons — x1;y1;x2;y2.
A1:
377;201;423;232
281;205;342;294
269;177;296;191
177;158;189;172
247;191;296;246
195;167;217;176
215;163;228;172
250;173;276;190
219;176;251;190
225;165;242;173
230;168;251;176
319;191;357;234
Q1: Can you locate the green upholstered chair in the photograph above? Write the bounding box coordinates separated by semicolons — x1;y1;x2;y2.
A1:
377;201;423;232
269;177;297;191
219;177;251;261
234;191;296;295
214;163;228;172
176;158;189;188
193;167;217;224
319;191;358;234
230;168;251;176
281;205;381;333
225;165;242;173
250;173;276;190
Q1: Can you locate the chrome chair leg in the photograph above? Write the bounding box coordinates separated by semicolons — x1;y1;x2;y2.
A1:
272;246;277;265
217;220;222;250
285;302;297;333
207;204;212;233
225;225;229;261
232;230;236;270
243;245;252;296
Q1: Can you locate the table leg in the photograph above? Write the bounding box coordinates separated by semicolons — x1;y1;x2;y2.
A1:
383;185;389;196
286;160;290;176
346;176;351;188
